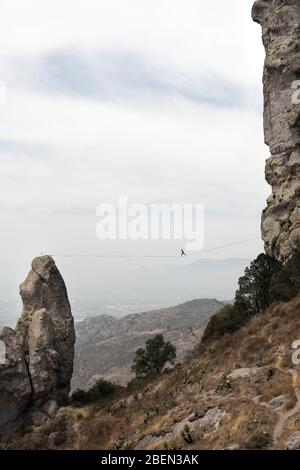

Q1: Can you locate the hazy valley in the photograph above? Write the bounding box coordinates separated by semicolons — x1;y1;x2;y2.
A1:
72;298;224;388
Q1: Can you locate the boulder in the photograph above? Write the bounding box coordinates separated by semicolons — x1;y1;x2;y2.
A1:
286;432;300;450
228;367;258;380
268;395;293;412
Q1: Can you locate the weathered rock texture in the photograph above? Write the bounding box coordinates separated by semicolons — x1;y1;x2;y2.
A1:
0;256;75;437
0;327;32;437
17;256;75;404
252;0;300;262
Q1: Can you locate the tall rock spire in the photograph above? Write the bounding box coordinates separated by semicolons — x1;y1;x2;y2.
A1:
0;256;75;437
17;256;75;404
252;0;300;262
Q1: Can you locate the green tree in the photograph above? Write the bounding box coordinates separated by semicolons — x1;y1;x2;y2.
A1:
71;378;121;404
202;253;282;344
201;304;243;343
234;253;281;316
131;334;176;379
271;251;300;301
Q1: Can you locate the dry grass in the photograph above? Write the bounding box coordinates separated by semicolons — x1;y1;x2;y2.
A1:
5;295;300;450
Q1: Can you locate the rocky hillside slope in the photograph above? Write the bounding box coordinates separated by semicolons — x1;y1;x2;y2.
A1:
72;299;223;388
5;294;300;450
2;0;300;452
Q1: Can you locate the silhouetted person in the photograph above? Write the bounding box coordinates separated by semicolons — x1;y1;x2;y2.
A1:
181;249;187;257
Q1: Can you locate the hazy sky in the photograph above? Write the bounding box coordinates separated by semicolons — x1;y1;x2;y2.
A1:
0;0;268;304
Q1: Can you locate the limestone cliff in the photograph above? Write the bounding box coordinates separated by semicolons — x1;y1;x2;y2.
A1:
0;256;75;437
252;0;300;262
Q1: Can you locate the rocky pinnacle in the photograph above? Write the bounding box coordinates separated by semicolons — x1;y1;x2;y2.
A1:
17;256;75;405
252;0;300;262
0;256;75;437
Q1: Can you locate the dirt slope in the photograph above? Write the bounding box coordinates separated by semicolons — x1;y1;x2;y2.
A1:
4;295;300;450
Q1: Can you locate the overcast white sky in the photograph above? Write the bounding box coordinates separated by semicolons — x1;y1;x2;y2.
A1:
0;0;268;304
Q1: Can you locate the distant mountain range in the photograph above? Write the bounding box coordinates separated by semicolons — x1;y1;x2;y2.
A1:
69;257;249;314
72;298;224;389
0;257;248;327
105;257;249;305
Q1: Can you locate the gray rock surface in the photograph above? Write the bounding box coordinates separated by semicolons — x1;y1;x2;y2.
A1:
27;308;59;405
134;406;226;450
286;431;300;450
228;367;259;380
0;327;32;437
268;394;293;412
252;0;300;262
17;256;75;403
0;256;75;437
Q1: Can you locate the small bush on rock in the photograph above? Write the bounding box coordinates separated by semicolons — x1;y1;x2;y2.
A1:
244;432;272;449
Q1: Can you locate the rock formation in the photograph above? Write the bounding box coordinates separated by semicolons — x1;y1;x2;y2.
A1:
0;327;32;437
17;256;75;404
0;256;75;437
252;0;300;262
